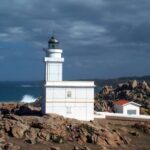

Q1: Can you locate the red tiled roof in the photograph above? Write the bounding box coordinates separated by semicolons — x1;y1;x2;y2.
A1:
113;99;129;106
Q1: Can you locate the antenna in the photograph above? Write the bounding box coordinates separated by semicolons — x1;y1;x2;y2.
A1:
52;30;54;36
52;29;55;37
50;21;56;37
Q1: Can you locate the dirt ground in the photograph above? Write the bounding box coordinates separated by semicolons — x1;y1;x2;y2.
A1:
95;119;150;150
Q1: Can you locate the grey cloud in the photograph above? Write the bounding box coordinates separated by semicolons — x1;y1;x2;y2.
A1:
0;0;150;80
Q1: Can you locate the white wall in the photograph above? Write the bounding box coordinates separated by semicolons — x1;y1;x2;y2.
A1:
46;63;63;81
44;86;94;121
47;49;63;58
95;111;150;120
46;87;94;101
123;104;140;115
45;102;94;121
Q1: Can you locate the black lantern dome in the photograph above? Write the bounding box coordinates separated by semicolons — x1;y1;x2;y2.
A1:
48;36;59;49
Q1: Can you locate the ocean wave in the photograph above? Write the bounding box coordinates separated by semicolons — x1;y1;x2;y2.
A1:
21;85;33;87
20;85;41;88
20;95;37;103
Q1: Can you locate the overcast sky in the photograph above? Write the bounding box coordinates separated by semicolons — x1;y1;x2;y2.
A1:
0;0;150;81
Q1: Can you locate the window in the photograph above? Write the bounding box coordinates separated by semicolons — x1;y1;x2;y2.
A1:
127;110;136;115
66;107;72;114
67;91;72;98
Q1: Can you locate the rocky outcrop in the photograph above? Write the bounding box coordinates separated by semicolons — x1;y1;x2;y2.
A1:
0;105;131;149
94;100;114;112
0;103;18;114
101;86;113;95
0;103;42;116
0;102;150;149
11;122;29;139
0;127;21;150
95;80;150;114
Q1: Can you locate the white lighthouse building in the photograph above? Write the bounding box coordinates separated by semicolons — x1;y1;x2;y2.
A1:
42;36;95;121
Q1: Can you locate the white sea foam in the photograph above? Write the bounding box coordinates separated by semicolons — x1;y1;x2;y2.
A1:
21;85;32;87
21;84;40;88
20;95;36;103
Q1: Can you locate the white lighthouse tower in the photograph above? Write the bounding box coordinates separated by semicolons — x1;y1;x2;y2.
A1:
42;36;95;121
45;36;64;81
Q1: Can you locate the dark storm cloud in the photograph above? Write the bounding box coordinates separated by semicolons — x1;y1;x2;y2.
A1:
0;0;150;80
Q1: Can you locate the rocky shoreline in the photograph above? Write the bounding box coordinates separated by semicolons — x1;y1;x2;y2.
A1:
0;103;150;150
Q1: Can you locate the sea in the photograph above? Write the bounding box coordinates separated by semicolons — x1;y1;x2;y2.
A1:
0;81;43;103
0;81;100;103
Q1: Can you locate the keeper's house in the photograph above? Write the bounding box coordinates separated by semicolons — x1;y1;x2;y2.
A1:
114;100;141;115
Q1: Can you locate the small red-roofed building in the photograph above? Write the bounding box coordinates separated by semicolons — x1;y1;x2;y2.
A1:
114;100;141;115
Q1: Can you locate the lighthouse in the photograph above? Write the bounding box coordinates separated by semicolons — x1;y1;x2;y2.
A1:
45;36;64;81
42;36;95;121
